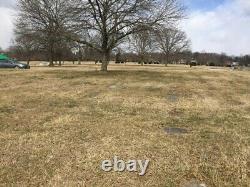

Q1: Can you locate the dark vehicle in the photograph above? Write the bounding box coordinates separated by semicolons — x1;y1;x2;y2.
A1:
152;61;160;64
115;60;125;64
0;59;30;69
190;60;198;67
207;62;216;66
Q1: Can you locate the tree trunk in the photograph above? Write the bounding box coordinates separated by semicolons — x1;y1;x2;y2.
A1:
49;52;54;66
78;46;82;65
49;59;54;67
165;54;169;67
140;54;144;66
48;41;54;67
101;59;108;71
27;57;30;65
101;52;110;72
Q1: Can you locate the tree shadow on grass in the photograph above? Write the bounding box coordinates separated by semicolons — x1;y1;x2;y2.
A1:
42;70;166;80
41;69;189;84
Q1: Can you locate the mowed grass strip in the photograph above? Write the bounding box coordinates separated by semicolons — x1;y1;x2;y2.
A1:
0;64;249;186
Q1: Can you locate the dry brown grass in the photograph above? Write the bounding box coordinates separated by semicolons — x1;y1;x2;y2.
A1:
0;63;249;187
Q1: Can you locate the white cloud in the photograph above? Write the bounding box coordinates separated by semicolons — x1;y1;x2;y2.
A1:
0;7;15;50
0;0;16;8
182;0;250;55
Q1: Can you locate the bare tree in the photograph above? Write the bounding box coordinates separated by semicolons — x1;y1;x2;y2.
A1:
155;27;190;66
131;26;154;65
14;29;40;65
70;0;185;71
16;0;73;66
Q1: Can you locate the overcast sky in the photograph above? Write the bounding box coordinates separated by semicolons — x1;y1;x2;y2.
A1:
0;0;250;55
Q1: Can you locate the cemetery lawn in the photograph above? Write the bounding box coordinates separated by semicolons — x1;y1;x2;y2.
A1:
0;63;249;186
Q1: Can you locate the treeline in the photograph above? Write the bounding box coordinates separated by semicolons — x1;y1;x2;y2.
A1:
4;46;250;67
191;52;250;66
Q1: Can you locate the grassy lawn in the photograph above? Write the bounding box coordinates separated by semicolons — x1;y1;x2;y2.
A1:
0;63;249;186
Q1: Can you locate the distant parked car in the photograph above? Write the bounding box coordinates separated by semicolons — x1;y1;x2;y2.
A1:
0;59;30;69
207;62;216;66
115;60;125;64
95;60;102;64
153;61;160;64
190;60;197;67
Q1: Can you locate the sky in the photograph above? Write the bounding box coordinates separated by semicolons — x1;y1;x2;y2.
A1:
181;0;250;55
0;0;250;55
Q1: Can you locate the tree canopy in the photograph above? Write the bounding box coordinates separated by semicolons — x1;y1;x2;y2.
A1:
15;0;186;71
